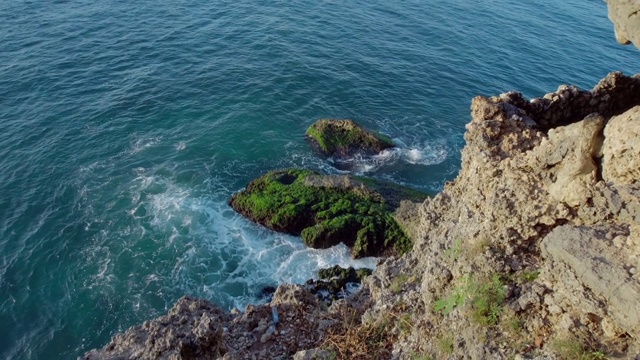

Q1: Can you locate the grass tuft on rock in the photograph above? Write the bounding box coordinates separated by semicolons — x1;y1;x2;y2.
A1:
229;169;412;258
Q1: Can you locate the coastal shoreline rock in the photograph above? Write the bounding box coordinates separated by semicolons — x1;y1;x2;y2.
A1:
360;71;640;359
82;297;230;360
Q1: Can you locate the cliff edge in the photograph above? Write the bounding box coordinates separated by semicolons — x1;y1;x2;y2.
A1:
361;72;640;359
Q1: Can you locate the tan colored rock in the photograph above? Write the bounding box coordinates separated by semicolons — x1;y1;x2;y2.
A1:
537;114;604;206
602;105;640;184
292;348;333;360
606;0;640;49
541;225;640;338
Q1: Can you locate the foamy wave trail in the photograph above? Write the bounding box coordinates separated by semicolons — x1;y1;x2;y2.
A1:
170;197;377;310
328;138;449;174
93;167;378;312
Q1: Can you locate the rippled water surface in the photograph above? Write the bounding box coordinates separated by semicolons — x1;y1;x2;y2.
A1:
0;1;637;358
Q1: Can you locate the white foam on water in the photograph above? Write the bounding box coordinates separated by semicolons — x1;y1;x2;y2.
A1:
77;153;382;315
395;141;448;165
128;135;162;155
272;243;377;284
103;170;377;310
181;203;372;309
322;139;449;174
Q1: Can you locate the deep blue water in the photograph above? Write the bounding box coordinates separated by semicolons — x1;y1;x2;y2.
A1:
0;1;636;358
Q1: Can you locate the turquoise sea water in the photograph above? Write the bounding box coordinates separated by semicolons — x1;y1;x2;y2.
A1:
0;1;637;358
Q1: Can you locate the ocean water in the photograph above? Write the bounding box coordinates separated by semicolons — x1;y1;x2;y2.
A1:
0;1;636;358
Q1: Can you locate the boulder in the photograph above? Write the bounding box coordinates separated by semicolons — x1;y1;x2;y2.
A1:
540;225;640;338
532;113;605;206
228;169;426;258
305;119;394;158
606;0;640;49
602;105;640;184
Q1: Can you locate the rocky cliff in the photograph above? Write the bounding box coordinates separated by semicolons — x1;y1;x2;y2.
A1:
361;72;640;359
82;10;640;360
82;72;640;360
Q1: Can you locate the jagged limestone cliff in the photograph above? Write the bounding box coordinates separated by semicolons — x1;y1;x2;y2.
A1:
362;72;640;359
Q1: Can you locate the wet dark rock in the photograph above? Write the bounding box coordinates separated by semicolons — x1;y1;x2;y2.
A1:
306;266;373;304
258;285;277;302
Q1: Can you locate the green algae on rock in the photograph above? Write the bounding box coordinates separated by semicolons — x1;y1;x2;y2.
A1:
306;266;373;303
305;119;394;158
228;169;416;258
317;265;373;283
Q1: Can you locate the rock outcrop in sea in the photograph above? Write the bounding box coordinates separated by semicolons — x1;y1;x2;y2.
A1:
228;169;426;258
305;119;394;159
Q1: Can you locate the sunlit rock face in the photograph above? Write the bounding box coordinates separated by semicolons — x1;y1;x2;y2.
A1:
606;0;640;49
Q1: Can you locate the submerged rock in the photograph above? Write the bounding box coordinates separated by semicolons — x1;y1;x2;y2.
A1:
305;119;394;159
229;169;426;258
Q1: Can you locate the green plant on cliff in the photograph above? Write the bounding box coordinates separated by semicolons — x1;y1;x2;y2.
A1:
469;274;505;325
390;274;410;294
436;333;455;355
551;335;607;360
229;169;411;258
434;274;506;326
434;274;469;315
444;238;463;261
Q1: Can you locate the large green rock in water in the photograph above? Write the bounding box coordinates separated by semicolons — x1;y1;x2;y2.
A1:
228;169;421;258
305;119;394;158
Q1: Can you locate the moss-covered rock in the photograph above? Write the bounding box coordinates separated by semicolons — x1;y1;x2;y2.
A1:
305;119;394;158
305;266;373;303
317;265;373;283
228;169;422;258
